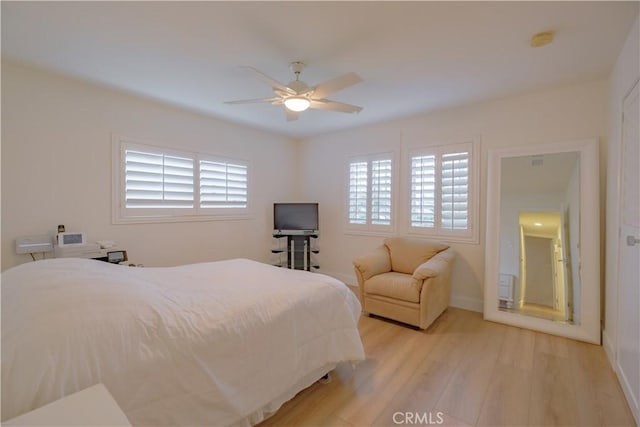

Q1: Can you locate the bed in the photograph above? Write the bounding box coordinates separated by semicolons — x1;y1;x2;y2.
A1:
1;258;365;426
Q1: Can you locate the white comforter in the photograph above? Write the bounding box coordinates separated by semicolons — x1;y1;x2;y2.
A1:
2;258;364;425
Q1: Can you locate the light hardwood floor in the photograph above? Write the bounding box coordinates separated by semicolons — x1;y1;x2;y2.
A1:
501;303;567;323
259;308;635;427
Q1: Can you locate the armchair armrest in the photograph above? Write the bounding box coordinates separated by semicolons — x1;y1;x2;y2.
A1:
412;247;455;281
353;245;391;281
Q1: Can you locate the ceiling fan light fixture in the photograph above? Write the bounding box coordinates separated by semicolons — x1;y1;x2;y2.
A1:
284;97;311;112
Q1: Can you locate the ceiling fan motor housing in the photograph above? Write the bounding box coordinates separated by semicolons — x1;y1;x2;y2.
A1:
288;62;309;93
289;61;306;75
288;80;309;94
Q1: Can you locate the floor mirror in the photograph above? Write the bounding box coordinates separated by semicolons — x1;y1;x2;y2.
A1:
484;138;600;344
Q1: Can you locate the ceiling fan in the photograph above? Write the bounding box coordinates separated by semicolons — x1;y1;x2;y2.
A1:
225;62;363;121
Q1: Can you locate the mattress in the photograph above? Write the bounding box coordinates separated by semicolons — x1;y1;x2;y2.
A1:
1;258;364;425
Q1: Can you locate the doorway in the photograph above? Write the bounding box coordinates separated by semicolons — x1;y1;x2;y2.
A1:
616;80;639;423
508;211;569;322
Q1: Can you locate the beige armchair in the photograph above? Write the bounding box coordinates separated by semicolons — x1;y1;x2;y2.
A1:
353;237;455;330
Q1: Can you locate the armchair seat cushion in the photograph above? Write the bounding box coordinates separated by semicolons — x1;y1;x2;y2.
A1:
365;272;421;303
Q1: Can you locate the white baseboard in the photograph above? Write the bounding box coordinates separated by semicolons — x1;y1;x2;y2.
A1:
450;295;483;313
617;359;640;426
603;329;639;425
602;328;616;368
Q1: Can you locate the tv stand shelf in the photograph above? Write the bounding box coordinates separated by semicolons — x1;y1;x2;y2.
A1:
272;233;318;271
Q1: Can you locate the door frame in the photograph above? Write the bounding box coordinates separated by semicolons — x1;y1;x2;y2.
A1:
615;78;639;425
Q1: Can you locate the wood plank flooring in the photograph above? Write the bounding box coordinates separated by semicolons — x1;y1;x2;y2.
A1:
259;308;636;427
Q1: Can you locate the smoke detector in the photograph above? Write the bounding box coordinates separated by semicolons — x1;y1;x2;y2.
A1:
531;155;544;166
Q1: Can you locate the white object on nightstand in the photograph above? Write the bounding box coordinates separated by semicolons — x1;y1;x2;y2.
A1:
4;383;131;426
96;240;115;249
15;235;53;254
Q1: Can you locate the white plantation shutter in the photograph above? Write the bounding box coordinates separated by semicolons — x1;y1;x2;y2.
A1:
410;154;436;228
371;159;392;225
348;161;368;224
200;160;248;208
116;138;250;223
348;155;393;230
409;141;475;241
440;151;469;230
125;150;194;208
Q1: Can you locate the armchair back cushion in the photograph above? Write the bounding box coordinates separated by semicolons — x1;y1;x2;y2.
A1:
384;237;449;274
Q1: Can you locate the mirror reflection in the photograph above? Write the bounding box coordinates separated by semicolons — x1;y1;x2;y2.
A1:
498;151;580;324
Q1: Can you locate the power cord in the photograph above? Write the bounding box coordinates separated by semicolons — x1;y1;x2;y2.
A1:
29;252;48;261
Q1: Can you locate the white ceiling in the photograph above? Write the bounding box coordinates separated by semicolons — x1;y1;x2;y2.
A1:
2;1;637;138
520;211;561;238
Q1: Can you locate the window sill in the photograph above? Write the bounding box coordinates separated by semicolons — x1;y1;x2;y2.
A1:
344;229;396;238
113;214;252;225
405;229;480;245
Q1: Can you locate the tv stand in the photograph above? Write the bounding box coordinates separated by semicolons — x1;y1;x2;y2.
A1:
272;232;318;271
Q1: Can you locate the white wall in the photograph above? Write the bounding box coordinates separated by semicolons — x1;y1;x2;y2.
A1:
0;59;612;316
1;61;297;270
522;235;554;306
299;79;608;312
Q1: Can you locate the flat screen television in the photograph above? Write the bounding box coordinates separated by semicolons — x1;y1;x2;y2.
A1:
273;203;318;233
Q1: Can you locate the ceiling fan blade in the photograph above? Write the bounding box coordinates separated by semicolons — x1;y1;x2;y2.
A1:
309;72;362;99
224;97;281;105
274;89;292;98
310;99;363;114
286;109;300;122
241;66;295;95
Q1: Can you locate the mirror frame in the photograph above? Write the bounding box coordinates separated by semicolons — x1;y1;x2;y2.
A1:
484;138;600;344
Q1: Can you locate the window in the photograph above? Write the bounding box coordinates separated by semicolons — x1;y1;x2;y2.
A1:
125;150;194;209
348;161;368;225
409;141;478;242
199;160;247;209
347;154;393;232
113;136;249;223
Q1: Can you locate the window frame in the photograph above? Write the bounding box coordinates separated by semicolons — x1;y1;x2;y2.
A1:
112;135;251;224
345;152;396;235
405;139;480;244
